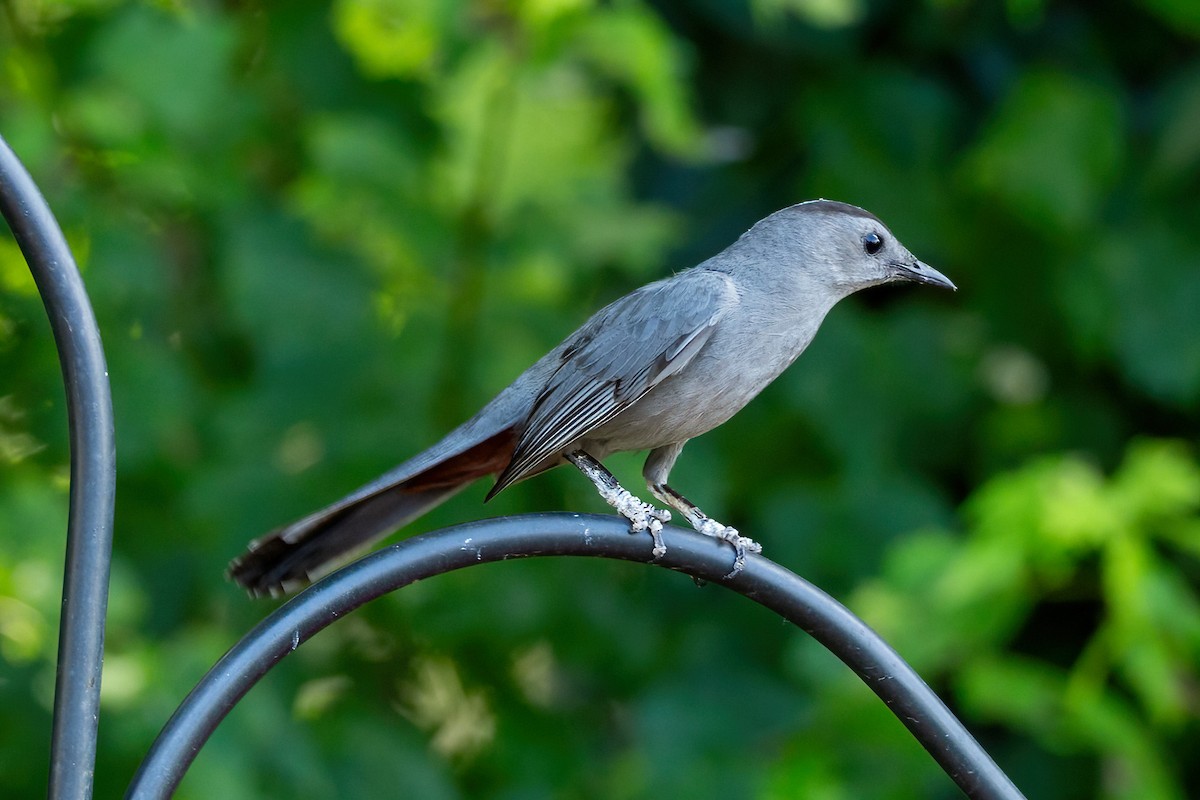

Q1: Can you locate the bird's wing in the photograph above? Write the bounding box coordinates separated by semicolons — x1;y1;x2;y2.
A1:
490;269;739;494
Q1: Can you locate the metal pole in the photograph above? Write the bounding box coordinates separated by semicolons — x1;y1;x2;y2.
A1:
0;134;117;800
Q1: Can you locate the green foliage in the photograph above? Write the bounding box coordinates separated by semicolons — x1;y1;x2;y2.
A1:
965;71;1124;234
855;441;1200;798
2;1;1199;798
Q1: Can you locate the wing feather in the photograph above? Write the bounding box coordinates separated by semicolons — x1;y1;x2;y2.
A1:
490;269;738;495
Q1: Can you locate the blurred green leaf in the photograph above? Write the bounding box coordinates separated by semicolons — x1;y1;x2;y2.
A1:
1082;222;1200;406
964;71;1124;233
575;5;704;155
752;0;866;29
87;6;238;141
1149;67;1200;186
1138;0;1200;37
333;0;454;79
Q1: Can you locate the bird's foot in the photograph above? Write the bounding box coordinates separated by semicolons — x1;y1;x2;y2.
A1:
611;490;671;557
565;450;670;557
695;518;762;578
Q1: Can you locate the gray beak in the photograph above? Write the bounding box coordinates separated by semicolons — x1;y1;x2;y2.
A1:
893;259;957;291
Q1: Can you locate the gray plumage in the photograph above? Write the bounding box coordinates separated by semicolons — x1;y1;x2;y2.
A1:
229;199;954;595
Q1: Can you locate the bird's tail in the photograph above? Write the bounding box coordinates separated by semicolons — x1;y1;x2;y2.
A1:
228;427;517;596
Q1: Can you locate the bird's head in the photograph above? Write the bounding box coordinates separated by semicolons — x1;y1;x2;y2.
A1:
736;199;956;297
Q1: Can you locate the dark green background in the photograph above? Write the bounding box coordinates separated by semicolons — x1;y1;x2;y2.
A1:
2;0;1199;797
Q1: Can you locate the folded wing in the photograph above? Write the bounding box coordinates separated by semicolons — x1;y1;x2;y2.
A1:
489;269;738;495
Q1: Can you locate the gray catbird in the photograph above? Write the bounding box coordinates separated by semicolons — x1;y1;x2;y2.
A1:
229;200;954;595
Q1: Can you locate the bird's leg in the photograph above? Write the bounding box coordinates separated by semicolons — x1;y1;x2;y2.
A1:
647;483;762;577
644;443;762;578
565;450;671;556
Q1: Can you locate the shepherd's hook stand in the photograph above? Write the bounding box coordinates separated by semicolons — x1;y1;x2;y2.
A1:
0;132;1025;800
0;136;116;800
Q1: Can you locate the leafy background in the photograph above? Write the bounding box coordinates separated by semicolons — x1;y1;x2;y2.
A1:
2;0;1200;797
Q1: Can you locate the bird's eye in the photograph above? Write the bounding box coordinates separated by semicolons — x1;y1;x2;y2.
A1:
862;232;884;255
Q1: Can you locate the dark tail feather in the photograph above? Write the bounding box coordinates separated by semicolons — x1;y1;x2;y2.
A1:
227;482;468;596
229;427;517;597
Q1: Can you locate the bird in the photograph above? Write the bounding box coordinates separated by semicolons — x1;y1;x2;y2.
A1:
228;199;955;596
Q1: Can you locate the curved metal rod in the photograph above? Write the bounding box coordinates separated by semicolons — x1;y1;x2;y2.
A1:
0;135;117;800
127;514;1024;800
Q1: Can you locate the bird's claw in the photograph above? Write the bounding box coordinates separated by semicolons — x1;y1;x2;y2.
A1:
647;518;667;558
695;518;761;578
611;489;671;557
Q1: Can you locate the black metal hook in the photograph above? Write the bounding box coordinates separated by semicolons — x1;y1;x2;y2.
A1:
127;515;1025;800
0;134;117;800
